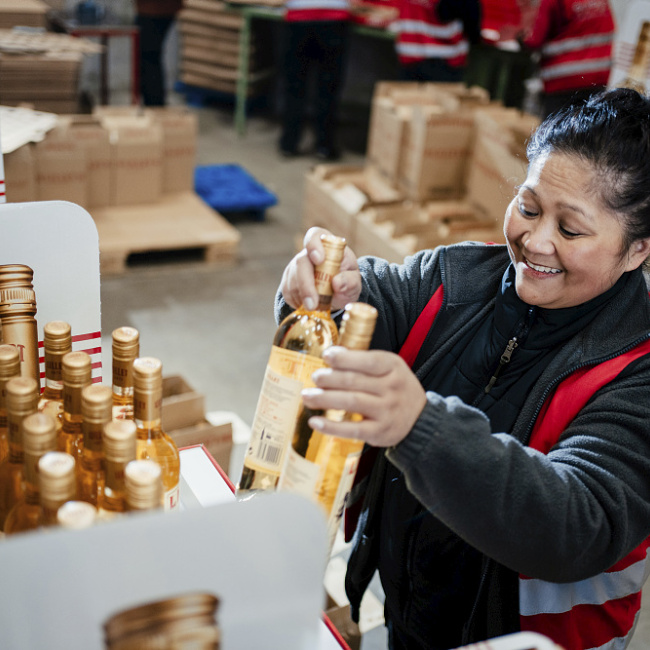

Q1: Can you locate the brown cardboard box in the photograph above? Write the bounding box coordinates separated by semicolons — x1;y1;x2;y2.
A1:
170;419;233;475
162;374;205;432
145;107;198;194
324;596;361;650
55;115;111;208
4;143;37;203
101;115;163;206
33;130;88;206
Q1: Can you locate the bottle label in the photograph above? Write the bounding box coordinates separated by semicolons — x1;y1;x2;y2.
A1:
245;346;326;475
279;447;321;498
165;483;180;512
326;450;362;551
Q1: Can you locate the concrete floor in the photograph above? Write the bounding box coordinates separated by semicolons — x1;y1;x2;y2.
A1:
98;101;650;650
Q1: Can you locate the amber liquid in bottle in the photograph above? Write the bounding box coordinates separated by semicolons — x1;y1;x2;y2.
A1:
133;357;180;511
621;21;650;94
77;384;113;507
39;321;72;423
237;234;346;496
124;459;163;512
0;264;40;387
279;302;378;553
0;344;21;466
57;351;92;459
99;419;137;518
111;326;139;421
38;451;76;527
0;376;40;531
4;412;58;535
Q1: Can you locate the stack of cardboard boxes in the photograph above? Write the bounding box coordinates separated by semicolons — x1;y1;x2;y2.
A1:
302;82;540;263
0;0;49;29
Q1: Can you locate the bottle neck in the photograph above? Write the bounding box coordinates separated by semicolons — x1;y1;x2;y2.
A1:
133;391;162;437
105;458;129;491
83;421;107;453
63;384;84;418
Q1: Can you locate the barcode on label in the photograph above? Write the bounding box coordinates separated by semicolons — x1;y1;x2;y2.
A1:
261;443;282;466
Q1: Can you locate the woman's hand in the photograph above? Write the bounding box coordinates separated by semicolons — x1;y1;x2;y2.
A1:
302;346;428;447
280;227;362;311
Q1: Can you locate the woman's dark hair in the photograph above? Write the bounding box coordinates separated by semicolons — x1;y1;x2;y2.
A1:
527;87;650;250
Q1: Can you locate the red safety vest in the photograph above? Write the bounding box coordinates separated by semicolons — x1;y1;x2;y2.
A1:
285;0;350;23
524;0;614;95
390;0;468;66
345;284;650;649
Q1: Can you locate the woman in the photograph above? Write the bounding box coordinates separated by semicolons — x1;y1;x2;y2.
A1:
277;88;650;649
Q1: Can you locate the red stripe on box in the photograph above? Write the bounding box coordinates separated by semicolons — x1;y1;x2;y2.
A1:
322;614;352;650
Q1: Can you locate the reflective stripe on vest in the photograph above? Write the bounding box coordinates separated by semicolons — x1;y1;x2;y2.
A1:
541;32;613;57
285;0;348;12
395;40;469;60
540;57;612;81
389;18;464;40
520;335;650;650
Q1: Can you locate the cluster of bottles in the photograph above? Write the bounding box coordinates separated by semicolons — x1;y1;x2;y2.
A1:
0;263;180;538
236;234;378;553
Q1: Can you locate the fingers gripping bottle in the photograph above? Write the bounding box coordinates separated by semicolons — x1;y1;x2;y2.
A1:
279;303;378;553
237;234;346;496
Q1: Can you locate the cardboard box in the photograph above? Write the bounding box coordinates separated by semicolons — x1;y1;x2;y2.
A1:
3;143;37;203
101;115;164;206
162;374;205;432
325;596;361;650
170;419;233;476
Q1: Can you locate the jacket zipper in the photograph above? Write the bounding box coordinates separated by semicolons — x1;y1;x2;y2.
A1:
483;338;518;394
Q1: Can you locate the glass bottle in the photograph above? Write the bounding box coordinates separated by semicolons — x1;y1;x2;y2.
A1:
38;451;76;527
0;344;21;465
38;321;72;422
133;357;180;511
0;376;40;531
99;419;137;518
237;234;346;495
0;264;40;386
77;384;113;507
621;21;650;94
124;459;163;512
4;412;57;535
57;500;97;530
57;350;92;458
279;303;378;552
111;326;139;421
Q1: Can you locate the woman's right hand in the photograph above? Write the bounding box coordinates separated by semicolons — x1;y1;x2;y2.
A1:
280;227;362;311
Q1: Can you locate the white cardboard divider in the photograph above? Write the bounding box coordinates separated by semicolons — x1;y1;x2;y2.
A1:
0;492;330;649
609;0;650;88
0;200;103;383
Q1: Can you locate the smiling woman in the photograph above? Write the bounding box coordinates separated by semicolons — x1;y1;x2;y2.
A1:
276;88;650;650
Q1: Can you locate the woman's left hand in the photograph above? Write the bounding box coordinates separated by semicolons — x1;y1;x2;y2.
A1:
302;346;427;447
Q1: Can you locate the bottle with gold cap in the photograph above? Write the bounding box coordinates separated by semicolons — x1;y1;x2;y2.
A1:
124;459;163;512
237;234;345;495
4;412;58;535
0;264;40;386
0;344;21;465
279;302;378;552
57;350;92;458
0;376;40;531
38;321;72;422
133;358;180;511
620;21;650;94
111;326;140;421
57;500;97;530
99;419;137;517
104;593;221;650
77;384;113;506
38;451;76;527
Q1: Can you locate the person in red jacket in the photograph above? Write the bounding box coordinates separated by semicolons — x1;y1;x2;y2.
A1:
134;0;183;106
390;0;481;82
278;0;350;160
523;0;615;118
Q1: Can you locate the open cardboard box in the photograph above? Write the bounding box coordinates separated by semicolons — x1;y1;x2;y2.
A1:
162;374;205;431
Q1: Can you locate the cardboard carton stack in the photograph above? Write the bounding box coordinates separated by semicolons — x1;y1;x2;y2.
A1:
303;82;539;262
178;0;274;96
0;29;101;113
0;0;49;29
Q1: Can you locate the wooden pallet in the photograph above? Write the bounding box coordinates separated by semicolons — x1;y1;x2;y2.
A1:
91;191;241;276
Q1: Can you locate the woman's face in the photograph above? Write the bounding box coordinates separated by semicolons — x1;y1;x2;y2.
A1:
504;151;649;309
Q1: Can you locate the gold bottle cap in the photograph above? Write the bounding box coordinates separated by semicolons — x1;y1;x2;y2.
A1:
39;451;76;507
314;234;346;299
22;412;58;455
112;327;140;360
43;321;72;354
81;384;113;424
0;343;21;380
57;500;97;530
0;264;36;315
6;376;40;415
320;233;346;262
62;351;92;386
132;357;163;391
104;419;137;462
339;302;378;350
125;459;162;510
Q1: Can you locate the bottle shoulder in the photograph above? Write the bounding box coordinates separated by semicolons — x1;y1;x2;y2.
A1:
274;308;339;353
